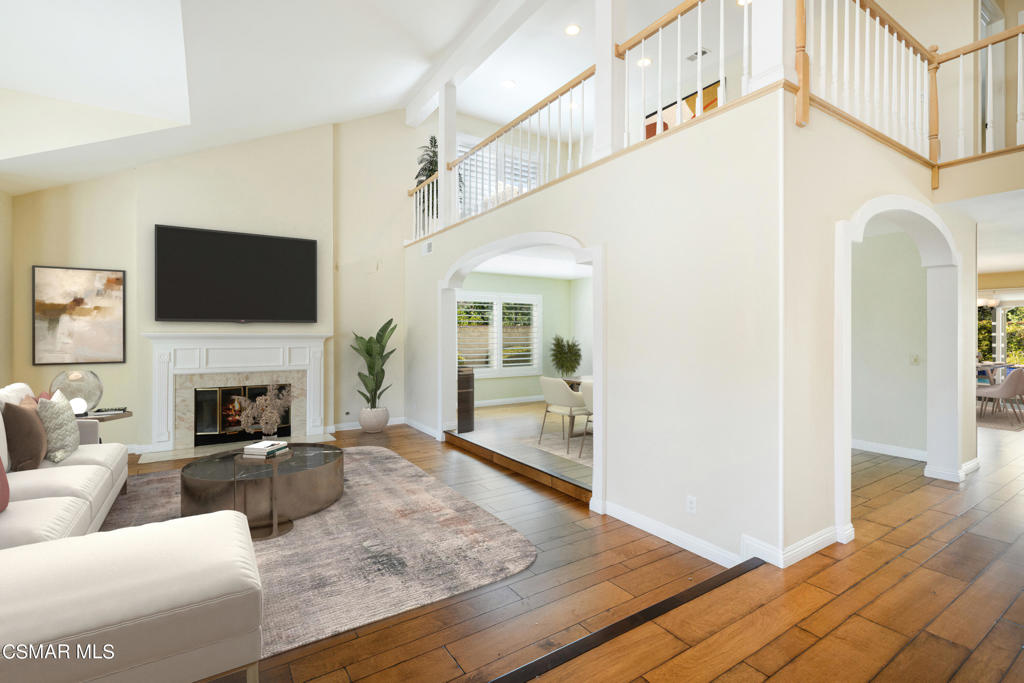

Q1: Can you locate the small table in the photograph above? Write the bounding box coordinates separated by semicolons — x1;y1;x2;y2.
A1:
978;362;1009;385
180;443;344;540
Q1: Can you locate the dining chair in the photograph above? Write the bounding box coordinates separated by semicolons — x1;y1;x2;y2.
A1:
977;368;1024;422
539;376;591;454
577;380;594;459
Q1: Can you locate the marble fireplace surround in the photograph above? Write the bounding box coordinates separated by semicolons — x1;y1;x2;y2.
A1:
144;333;329;453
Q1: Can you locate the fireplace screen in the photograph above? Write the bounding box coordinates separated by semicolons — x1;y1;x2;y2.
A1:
193;384;291;446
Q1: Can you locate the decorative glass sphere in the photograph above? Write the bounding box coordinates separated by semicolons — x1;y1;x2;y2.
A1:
50;370;103;412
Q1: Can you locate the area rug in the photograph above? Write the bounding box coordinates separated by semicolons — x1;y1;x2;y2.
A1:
102;446;537;657
977;404;1024;431
533;423;594;466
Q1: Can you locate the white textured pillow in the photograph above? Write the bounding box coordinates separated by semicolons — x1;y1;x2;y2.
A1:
0;383;34;406
0;404;9;472
37;390;80;463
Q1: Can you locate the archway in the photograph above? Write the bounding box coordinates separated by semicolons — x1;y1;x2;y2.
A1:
438;232;607;511
834;195;963;540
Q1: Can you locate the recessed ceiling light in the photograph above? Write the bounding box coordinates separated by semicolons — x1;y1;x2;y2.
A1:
564;24;581;36
637;56;652;68
501;80;517;89
736;0;749;5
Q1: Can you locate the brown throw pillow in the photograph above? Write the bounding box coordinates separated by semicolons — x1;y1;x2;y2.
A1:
2;402;48;471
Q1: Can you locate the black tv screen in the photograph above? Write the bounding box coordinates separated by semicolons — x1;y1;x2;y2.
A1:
155;225;317;322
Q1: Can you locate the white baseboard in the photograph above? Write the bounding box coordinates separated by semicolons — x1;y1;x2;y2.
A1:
330;417;407;432
925;457;980;483
603;501;742;568
741;526;841;568
405;417;442;440
836;522;855;543
852;439;927;462
474;395;543;408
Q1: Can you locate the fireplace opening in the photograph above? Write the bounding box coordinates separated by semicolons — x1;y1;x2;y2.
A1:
193;384;291;446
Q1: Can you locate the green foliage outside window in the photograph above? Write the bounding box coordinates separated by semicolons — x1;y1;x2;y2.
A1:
978;306;994;362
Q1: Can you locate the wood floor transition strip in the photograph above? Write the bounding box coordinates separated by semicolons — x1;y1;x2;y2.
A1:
487;556;767;682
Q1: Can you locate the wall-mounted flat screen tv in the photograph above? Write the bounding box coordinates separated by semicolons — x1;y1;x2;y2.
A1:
155;224;317;322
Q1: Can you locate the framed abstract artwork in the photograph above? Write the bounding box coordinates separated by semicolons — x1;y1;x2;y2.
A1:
32;266;126;365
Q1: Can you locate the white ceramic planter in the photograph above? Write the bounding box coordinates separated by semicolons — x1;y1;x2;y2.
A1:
359;407;389;433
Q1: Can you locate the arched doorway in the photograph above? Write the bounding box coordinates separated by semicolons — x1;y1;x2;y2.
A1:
438;232;607;511
834;195;963;540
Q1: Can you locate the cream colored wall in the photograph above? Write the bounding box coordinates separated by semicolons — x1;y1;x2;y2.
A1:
852;231;927;451
404;92;784;555
331;110;498;428
11;172;140;444
0;190;12;384
460;271;576;403
11;126;336;445
782;93;977;546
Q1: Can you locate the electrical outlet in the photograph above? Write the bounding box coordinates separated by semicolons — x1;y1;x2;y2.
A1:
686;495;697;514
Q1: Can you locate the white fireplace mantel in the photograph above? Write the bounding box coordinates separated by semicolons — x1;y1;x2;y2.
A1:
143;332;330;452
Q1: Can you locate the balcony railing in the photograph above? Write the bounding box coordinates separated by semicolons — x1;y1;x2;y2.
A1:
407;0;1024;241
616;0;754;147
797;0;1024;176
449;65;596;224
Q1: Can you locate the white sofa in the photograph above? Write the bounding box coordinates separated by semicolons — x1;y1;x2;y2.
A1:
0;402;264;682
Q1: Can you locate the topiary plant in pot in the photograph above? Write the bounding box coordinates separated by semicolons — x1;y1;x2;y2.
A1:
351;319;397;433
551;335;582;377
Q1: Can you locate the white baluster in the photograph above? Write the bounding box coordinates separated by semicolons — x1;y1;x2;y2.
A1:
676;15;683;125
819;0;827;97
623;49;630;148
719;0;726;105
568;87;574;171
807;0;816;95
899;40;907;145
697;1;704;116
641;38;647;139
744;0;752;94
882;26;890;136
920;57;927;154
518;122;525;193
578;82;585;168
657;27;664;135
1018;33;1024;145
958;54;966;157
854;2;861;118
843;0;851;111
874;17;881;129
987;45;995;153
831;0;839;103
545;107;551;184
557;94;563;174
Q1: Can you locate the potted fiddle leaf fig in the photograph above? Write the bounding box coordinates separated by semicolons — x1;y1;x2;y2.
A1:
351;319;397;433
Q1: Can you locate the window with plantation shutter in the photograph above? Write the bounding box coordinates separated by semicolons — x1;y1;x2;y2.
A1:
456;291;542;378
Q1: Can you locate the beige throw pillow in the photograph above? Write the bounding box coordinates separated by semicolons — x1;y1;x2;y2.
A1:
37;390;80;463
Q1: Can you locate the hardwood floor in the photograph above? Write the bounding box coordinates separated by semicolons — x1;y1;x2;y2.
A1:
149;424;1024;682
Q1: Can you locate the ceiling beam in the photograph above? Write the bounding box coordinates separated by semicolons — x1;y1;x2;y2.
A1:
404;0;547;127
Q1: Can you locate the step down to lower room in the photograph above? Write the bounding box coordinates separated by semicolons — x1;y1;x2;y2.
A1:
444;430;591;503
488;557;766;683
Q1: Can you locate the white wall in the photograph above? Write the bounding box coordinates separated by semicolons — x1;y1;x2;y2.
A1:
852;231;927;452
571;276;594;376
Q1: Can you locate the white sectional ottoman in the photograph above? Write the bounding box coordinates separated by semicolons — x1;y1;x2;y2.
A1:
0;510;263;683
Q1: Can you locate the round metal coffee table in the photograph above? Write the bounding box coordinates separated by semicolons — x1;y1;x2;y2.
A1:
180;443;343;540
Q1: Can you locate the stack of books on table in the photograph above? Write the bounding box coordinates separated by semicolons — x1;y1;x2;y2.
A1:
242;441;289;458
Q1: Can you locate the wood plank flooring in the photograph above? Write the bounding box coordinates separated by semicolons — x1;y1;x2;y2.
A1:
158;424;1024;682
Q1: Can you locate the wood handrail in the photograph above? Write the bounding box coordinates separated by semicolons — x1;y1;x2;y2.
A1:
936;23;1024;64
795;0;809;127
615;0;704;59
406;171;437;197
856;0;936;62
447;65;596;170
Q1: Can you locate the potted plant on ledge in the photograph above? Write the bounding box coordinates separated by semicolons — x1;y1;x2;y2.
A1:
551;335;582;378
352;319;397;433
